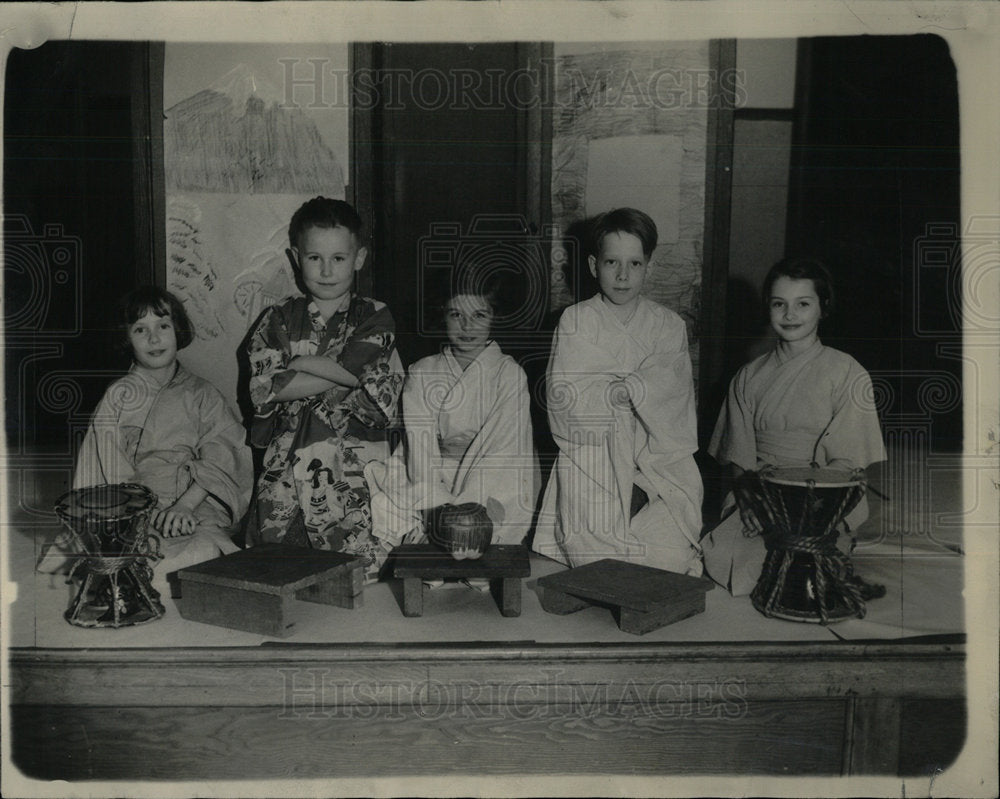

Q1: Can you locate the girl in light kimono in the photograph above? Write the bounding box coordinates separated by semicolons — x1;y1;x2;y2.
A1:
365;265;539;567
246;198;404;582
532;208;704;575
702;257;886;595
71;286;253;601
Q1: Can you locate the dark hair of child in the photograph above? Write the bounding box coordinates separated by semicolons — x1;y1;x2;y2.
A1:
288;196;363;249
429;259;513;334
589;207;659;259
450;259;509;317
119;285;194;351
762;257;836;318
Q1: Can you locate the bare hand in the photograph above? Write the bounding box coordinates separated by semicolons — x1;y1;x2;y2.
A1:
737;503;763;536
721;490;761;533
153;505;196;538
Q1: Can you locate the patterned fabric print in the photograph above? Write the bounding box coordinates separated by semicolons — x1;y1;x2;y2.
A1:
337;438;393;578
347;359;400;430
247;295;402;580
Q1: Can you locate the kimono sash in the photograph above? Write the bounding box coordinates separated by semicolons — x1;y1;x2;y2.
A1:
756;429;826;466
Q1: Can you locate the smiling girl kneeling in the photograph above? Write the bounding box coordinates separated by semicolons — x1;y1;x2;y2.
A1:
702;258;886;595
73;286;253;599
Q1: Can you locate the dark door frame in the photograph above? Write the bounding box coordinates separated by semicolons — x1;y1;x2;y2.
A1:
698;38;737;437
350;39;732;442
134;41;167;287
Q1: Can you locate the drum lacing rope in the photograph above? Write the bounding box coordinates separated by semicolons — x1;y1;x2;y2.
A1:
63;524;163;585
77;555;151;576
754;476;868;624
754;539;867;624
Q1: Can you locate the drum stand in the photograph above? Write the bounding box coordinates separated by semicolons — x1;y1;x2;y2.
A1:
66;554;165;628
54;483;165;628
739;466;885;625
751;540;865;624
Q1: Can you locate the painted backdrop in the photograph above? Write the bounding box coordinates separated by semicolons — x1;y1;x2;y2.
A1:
549;41;709;385
163;43;350;410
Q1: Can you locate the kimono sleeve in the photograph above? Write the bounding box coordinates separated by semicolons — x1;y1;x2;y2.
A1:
448;356;535;473
246;304;297;445
546;307;621;439
709;365;758;471
325;302;403;428
822;358;887;468
451;359;538;540
401;363;443;484
73;385;134;488
483;360;534;459
624;319;698;458
188;384;254;524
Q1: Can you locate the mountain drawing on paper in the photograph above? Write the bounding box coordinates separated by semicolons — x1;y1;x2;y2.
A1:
164;64;344;194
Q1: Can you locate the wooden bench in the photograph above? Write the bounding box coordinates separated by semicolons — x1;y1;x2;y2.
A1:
391;544;531;617
537;558;714;635
177;544;365;637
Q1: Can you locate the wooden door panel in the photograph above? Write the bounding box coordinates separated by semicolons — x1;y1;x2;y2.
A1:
354;43;550;366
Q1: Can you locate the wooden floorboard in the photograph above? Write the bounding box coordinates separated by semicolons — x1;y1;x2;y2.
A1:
10;700;847;779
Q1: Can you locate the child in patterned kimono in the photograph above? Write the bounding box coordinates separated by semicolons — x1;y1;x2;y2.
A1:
533;208;704;575
702;257;886;595
71;286;253;600
365;266;539;561
246;197;403;581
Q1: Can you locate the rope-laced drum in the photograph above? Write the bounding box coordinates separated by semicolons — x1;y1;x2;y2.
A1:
735;465;883;624
54;483;165;628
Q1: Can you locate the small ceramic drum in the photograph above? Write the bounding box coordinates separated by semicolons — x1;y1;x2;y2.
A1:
739;466;878;624
429;502;494;560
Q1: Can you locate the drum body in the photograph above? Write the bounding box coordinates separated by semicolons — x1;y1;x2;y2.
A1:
54;483;165;627
55;483;157;555
740;466;868;624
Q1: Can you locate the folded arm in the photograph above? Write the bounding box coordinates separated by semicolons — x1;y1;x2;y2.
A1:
271;355;358;402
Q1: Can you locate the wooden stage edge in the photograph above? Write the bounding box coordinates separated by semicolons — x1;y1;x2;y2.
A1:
9;637;966;780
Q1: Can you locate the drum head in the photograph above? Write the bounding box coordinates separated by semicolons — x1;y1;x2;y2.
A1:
55;483;157;523
760;466;862;488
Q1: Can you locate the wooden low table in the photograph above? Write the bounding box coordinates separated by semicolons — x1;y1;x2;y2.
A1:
537;558;715;635
176;544;365;637
391;544;531;617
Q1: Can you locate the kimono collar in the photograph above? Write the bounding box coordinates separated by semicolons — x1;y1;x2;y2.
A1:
443;340;501;376
590;292;646;329
128;360;186;390
773;336;823;367
114;363;188;426
307;294;354;330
